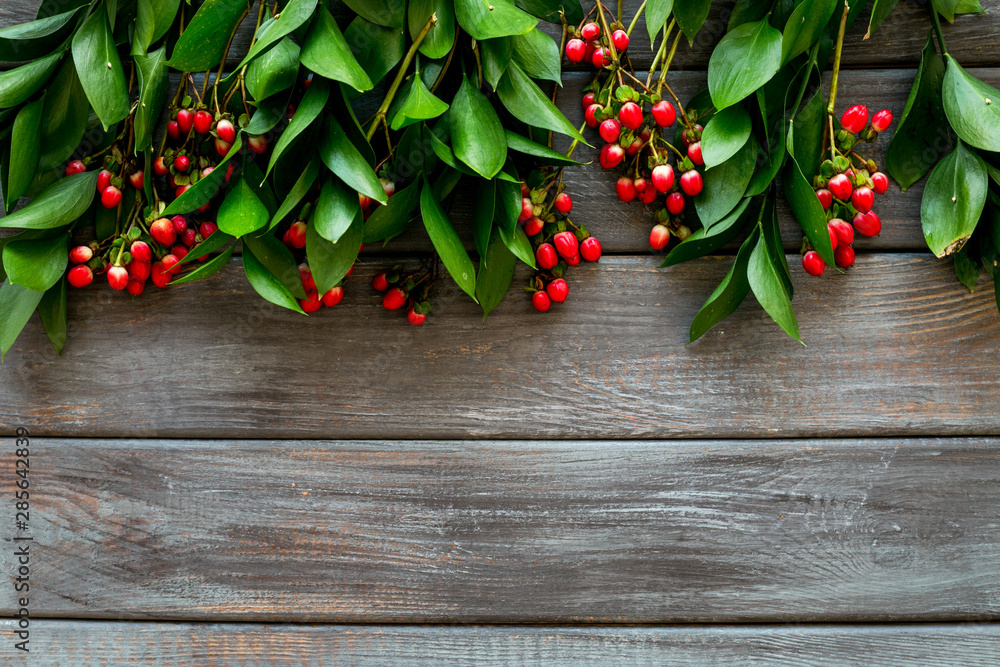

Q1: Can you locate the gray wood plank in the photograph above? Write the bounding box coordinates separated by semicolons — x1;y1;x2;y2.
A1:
2;255;999;440
1;437;998;621
0;621;997;665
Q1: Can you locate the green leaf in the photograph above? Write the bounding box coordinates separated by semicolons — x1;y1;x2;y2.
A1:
170;242;235;284
481;38;513;90
269;158;320;230
38;59;88;171
175;230;236;267
473;178;495;261
235;0;318;69
246;37;300;102
781;0;838;66
512;28;561;85
493;177;522;234
331;83;378;168
217;177;269;237
133;46;169;153
347;17;406;85
409;0;456;59
476;226;517;317
748;225;801;343
728;0;770;30
450;75;508;179
243;232;307;299
514;0;583;24
921;140;988;258
674;0;711;41
133;0;181;56
5;96;44;213
954;241;981;292
420;179;478;301
504;130;583;166
0;171;97;229
168;0;247;71
306;209;362;293
266;78;329;178
0;279;44;361
0;7;79;61
866;0;900;38
319;116;387;204
701;105;752;170
695;135;757;228
790;87;826;178
38;278;66;355
72;9;129;130
455;0;538;40
496;61;587;144
646;0;675;43
887;33;947;191
784;148;835;266
0;50;63;110
689;226;759;343
708;19;782;110
761;188;793;300
390;76;449;130
242;243;305;314
300;7;374;92
498;224;536;268
313;176;361;243
662;198;753;267
363;177;422;243
161;142;241;217
428;129;477;175
2;233;68;292
244;92;291;136
343;0;405;29
942;55;1000;153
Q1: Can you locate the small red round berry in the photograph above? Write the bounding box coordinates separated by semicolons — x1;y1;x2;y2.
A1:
248;135;268;154
176;108;194;133
553;231;579;259
100;186;122;209
651;164;675;193
815;188;833;210
200;221;218;239
161;253;181;275
518;197;534;222
666;191;686;215
129;170;144;189
171;215;188;233
532;290;551;313
827;173;853;201
129;241;151;263
679;170;703;196
322;286;344;307
802;250;825;276
853;210;881;237
827;223;839;252
840;104;869;134
67;265;94;288
616;176;637;203
599;118;621;143
154;157;169;176
870;109;893;132
625;138;643;156
851;186;874;213
174;154;190;172
651;100;676;128
580;236;602;262
371;272;390;291
174;184;191;199
637;185;657;204
383;287;407;310
591;47;610;68
97;169;113;192
150;218;177;246
283;221;307;249
546;278;569;303
65;160;86;176
179;228;196;248
649;224;671;250
618;102;643;130
828;218;854;246
633;177;648;193
584;103;603;128
151;261;171;288
611;29;629;52
128;259;151;282
407;307;427;326
524;216;544;236
69;245;93;264
301;290;321;313
687;141;704;166
680;124;703;148
581;92;595;110
216;118;237;144
215;138;233;158
167;120;181;140
834;244;856;268
565;38;587;63
107;265;129;290
170;244;189;263
298;264;317;291
871;172;889;195
554;192;572;214
194;110;213;135
126;278;145;297
599;143;625;169
536;243;559;269
581;22;600;40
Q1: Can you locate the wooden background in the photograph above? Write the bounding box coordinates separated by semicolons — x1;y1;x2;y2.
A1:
2;0;1000;663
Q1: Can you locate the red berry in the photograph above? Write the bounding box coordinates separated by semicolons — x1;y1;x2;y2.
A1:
599;118;621;143
154;157;169;176
827;223;839;252
100;186;122;209
67;265;93;288
853;210;881;237
297;264;316;291
546;278;569;303
611;29;629;52
97;169;113;192
150;218;177;246
532;290;551;312
151;261;171;288
524;216;544;236
625;138;643;156
637;185;657;204
649;224;671;250
815;188;833;210
127;260;151;282
301;290;322;313
840;104;869;134
371;272;390;291
129;241;151;263
161;253;181;275
383;287;407;310
581;22;600;40
69;245;93;264
584;104;603;128
553;231;579;259
283;221;307;249
167;120;181;140
322;286;344;307
802;250;825;276
834;244;856;268
107;265;129;290
129;170;144;189
871;172;889;195
536;243;558;269
633;177;648;193
248;135;268;154
666;191;685;215
200;222;218;240
651;164;675;193
679;170;703;196
127;278;145;297
618;102;643;130
565;38;587;63
174;154;190;172
518;197;534;222
554;192;572;214
871;109;893;132
65;160;86;176
829;218;854;246
651;101;676;128
851;187;874;213
194;110;213;135
564;254;581;266
180;229;197;247
176;108;194;134
591;47;610;68
680;124;703;148
170;244;189;263
174;184;191;199
171;215;188;233
687;142;704;166
599;143;625;169
827;173;853;201
581;92;595;109
216;118;237;144
616;176;637;203
215;138;233;158
407;307;427;326
580;236;602;262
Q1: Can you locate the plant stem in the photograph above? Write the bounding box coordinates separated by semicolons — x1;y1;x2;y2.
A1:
617;0;623;24
626;1;647;36
563;121;589;160
366;14;438;141
644;22;672;88
826;0;850;116
430;25;459;94
212;7;254;112
657;24;683;95
930;7;949;55
594;0;619;64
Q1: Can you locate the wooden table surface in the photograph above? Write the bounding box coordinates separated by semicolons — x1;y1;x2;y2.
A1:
2;1;999;664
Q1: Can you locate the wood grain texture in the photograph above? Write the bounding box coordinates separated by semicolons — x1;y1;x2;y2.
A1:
1;437;999;622
0;621;997;665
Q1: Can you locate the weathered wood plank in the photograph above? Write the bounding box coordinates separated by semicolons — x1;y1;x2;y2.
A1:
1;621;997;665
3;255;999;440
2;437;999;621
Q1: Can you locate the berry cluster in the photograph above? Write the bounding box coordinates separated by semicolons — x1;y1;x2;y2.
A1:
565;19;631;70
520;174;602;312
370;263;433;326
297;263;345;313
802;105;894;276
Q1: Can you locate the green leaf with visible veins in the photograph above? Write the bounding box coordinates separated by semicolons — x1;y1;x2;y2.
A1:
921;140;987;258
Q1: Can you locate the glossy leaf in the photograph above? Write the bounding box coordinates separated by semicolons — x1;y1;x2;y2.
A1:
347;17;406;85
0;7;78;61
921;140;988;258
514;0;584;24
390;76;449;130
505;130;583;166
409;0;456;59
161;142;241;217
496;62;586;143
393;123;437;182
2;233;68;292
498;224;536;268
866;0;900;38
266;78;328;178
313;177;360;243
942;55;1000;152
886;33;947;191
728;0;770;30
235;0;318;69
421;180;478;301
175;230;236;268
689;227;760;343
168;0;247;71
784;163;834;267
708;19;782;110
695;136;757;228
300;7;373;92
243;232;306;299
242;243;305;315
748;225;801;343
701;105;752;169
455;0;538;40
662;198;752;267
38;278;66;355
217;177;269;238
246;37;300;102
363;178;421;243
134;46;169;153
477;227;517;317
646;0;675;42
306;209;362;294
675;0;711;41
513;29;561;85
5;96;44;213
0;279;45;361
72;10;129;129
481;38;513;90
0;171;97;229
761;189;793;300
38;59;88;170
331;83;378;168
0;50;63;109
170;242;236;284
133;0;181;55
319;116;387;204
343;0;405;29
473;178;496;261
954;242;982;292
450;76;508;179
781;0;838;65
494;178;522;234
269;159;320;230
244;92;291;136
790;87;826;178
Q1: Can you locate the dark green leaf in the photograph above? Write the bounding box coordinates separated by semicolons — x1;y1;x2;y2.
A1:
331;83;377;168
498;224;536;268
942;55;1000;153
72;10;129;129
5;96;44;213
243;232;307;299
451;75;508;179
134;46;169;153
217;177;269;237
347;17;406;85
38;59;88;171
0;7;78;61
171;242;235;284
0;278;44;360
242;242;305;314
306;209;362;293
0;171;97;229
175;230;236;267
38;278;66;355
363;178;421;243
748;224;801;343
300;7;374;92
244;92;291;135
235;0;318;69
319;116;386;204
409;0;457;59
343;0;405;29
728;0;770;30
745;89;784;197
708;19;782;110
476;226;517;317
646;0;675;43
455;0;538;40
481;38;513;90
761;189;793;300
689;226;760;343
784;152;835;266
313;176;361;242
494;177;522;234
420;179;478;300
134;0;181;56
662;198;752;267
781;0;838;66
168;0;247;71
428;129;477;175
2;232;67;292
921;140;988;258
496;62;587;143
390;76;449;130
246;37;300;102
473;178;495;261
790;87;826;178
505;130;583;165
269;158;320;230
865;0;900;38
513;28;561;85
514;0;583;24
674;0;711;41
0;50;63;109
394;123;437;181
695;135;757;228
242;161;278;217
162;142;241;216
701;105;752;169
954;241;981;291
266;78;328;178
